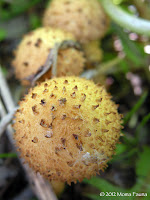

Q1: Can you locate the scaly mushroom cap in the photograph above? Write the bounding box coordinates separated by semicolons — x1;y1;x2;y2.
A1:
12;27;85;85
14;76;123;184
42;0;109;43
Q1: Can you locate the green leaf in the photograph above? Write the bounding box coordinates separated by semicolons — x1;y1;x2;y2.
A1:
0;0;43;20
115;143;127;155
84;177;123;192
0;153;17;158
29;14;41;29
0;28;6;41
119;59;129;74
136;146;150;177
84;193;104;200
123;91;148;125
136;113;150;135
112;23;145;66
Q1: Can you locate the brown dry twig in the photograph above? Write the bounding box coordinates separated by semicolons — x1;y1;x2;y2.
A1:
23;40;82;87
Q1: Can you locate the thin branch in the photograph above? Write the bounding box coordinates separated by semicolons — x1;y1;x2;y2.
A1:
51;43;61;77
100;0;150;36
0;106;18;136
31;48;55;86
0;67;58;200
23;40;82;86
81;56;122;79
0;67;16;112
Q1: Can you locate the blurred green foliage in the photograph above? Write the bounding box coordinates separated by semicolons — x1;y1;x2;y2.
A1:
29;14;41;29
0;152;17;158
0;0;42;20
0;28;6;41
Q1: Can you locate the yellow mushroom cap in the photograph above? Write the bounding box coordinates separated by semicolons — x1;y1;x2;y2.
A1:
12;27;85;85
42;0;110;43
13;76;123;184
83;40;103;65
51;180;65;196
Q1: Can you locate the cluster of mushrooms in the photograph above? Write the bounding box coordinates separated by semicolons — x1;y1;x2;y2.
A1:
12;0;123;191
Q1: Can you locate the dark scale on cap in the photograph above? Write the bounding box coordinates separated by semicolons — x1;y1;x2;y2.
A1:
102;129;109;133
58;98;67;106
63;80;68;84
32;105;39;115
51;105;57;111
32;137;38;143
50;93;56;98
17;109;23;114
84;129;91;137
81;93;86;102
62;86;66;93
61;138;66;146
20;97;26;102
92;105;99;110
44;83;48;87
53;80;58;84
70;92;76;98
112;127;120;132
23;62;29;67
77;8;82;12
73;85;78;91
54;86;58;90
45;130;53;138
57;171;61;176
27;41;32;45
18;120;25;124
73;134;78;140
76;144;83;151
67;161;74;167
89;143;95;149
40;119;48;128
62;114;67;120
96;83;102;87
105;120;111;125
93;118;100;123
104;112;111;116
43;89;49;93
96;98;102;103
34;38;42;47
40;99;46;105
73;105;81;109
51;114;56;121
32;93;37;99
55;147;64;154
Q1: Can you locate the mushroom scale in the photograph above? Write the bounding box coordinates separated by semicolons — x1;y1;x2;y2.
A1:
12;27;85;85
13;76;123;184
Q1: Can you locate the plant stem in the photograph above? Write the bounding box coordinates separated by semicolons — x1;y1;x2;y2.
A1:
100;0;150;36
0;67;58;200
0;106;18;136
